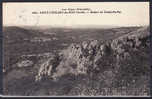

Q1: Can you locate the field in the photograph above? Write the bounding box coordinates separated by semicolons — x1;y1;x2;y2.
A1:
3;26;150;96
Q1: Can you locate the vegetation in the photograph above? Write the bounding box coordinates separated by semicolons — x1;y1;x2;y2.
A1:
3;26;150;96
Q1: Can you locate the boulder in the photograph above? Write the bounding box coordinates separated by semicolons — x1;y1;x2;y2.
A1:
17;60;33;68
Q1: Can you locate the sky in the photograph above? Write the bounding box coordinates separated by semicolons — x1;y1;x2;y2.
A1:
3;2;150;27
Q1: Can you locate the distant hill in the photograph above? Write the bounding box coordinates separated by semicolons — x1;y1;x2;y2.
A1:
3;26;47;43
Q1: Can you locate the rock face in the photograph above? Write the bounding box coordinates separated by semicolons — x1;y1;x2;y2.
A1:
35;54;61;81
35;27;150;81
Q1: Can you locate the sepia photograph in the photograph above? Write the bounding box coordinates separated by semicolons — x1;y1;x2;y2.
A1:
2;2;150;96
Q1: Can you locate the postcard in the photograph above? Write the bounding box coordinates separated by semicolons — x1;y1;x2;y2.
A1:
2;2;150;96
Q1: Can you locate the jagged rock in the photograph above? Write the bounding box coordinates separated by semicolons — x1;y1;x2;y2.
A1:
35;27;150;82
35;54;61;81
82;41;88;49
35;58;52;81
90;40;98;48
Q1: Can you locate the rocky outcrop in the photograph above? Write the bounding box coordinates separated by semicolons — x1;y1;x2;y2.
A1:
35;27;150;81
17;60;33;68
